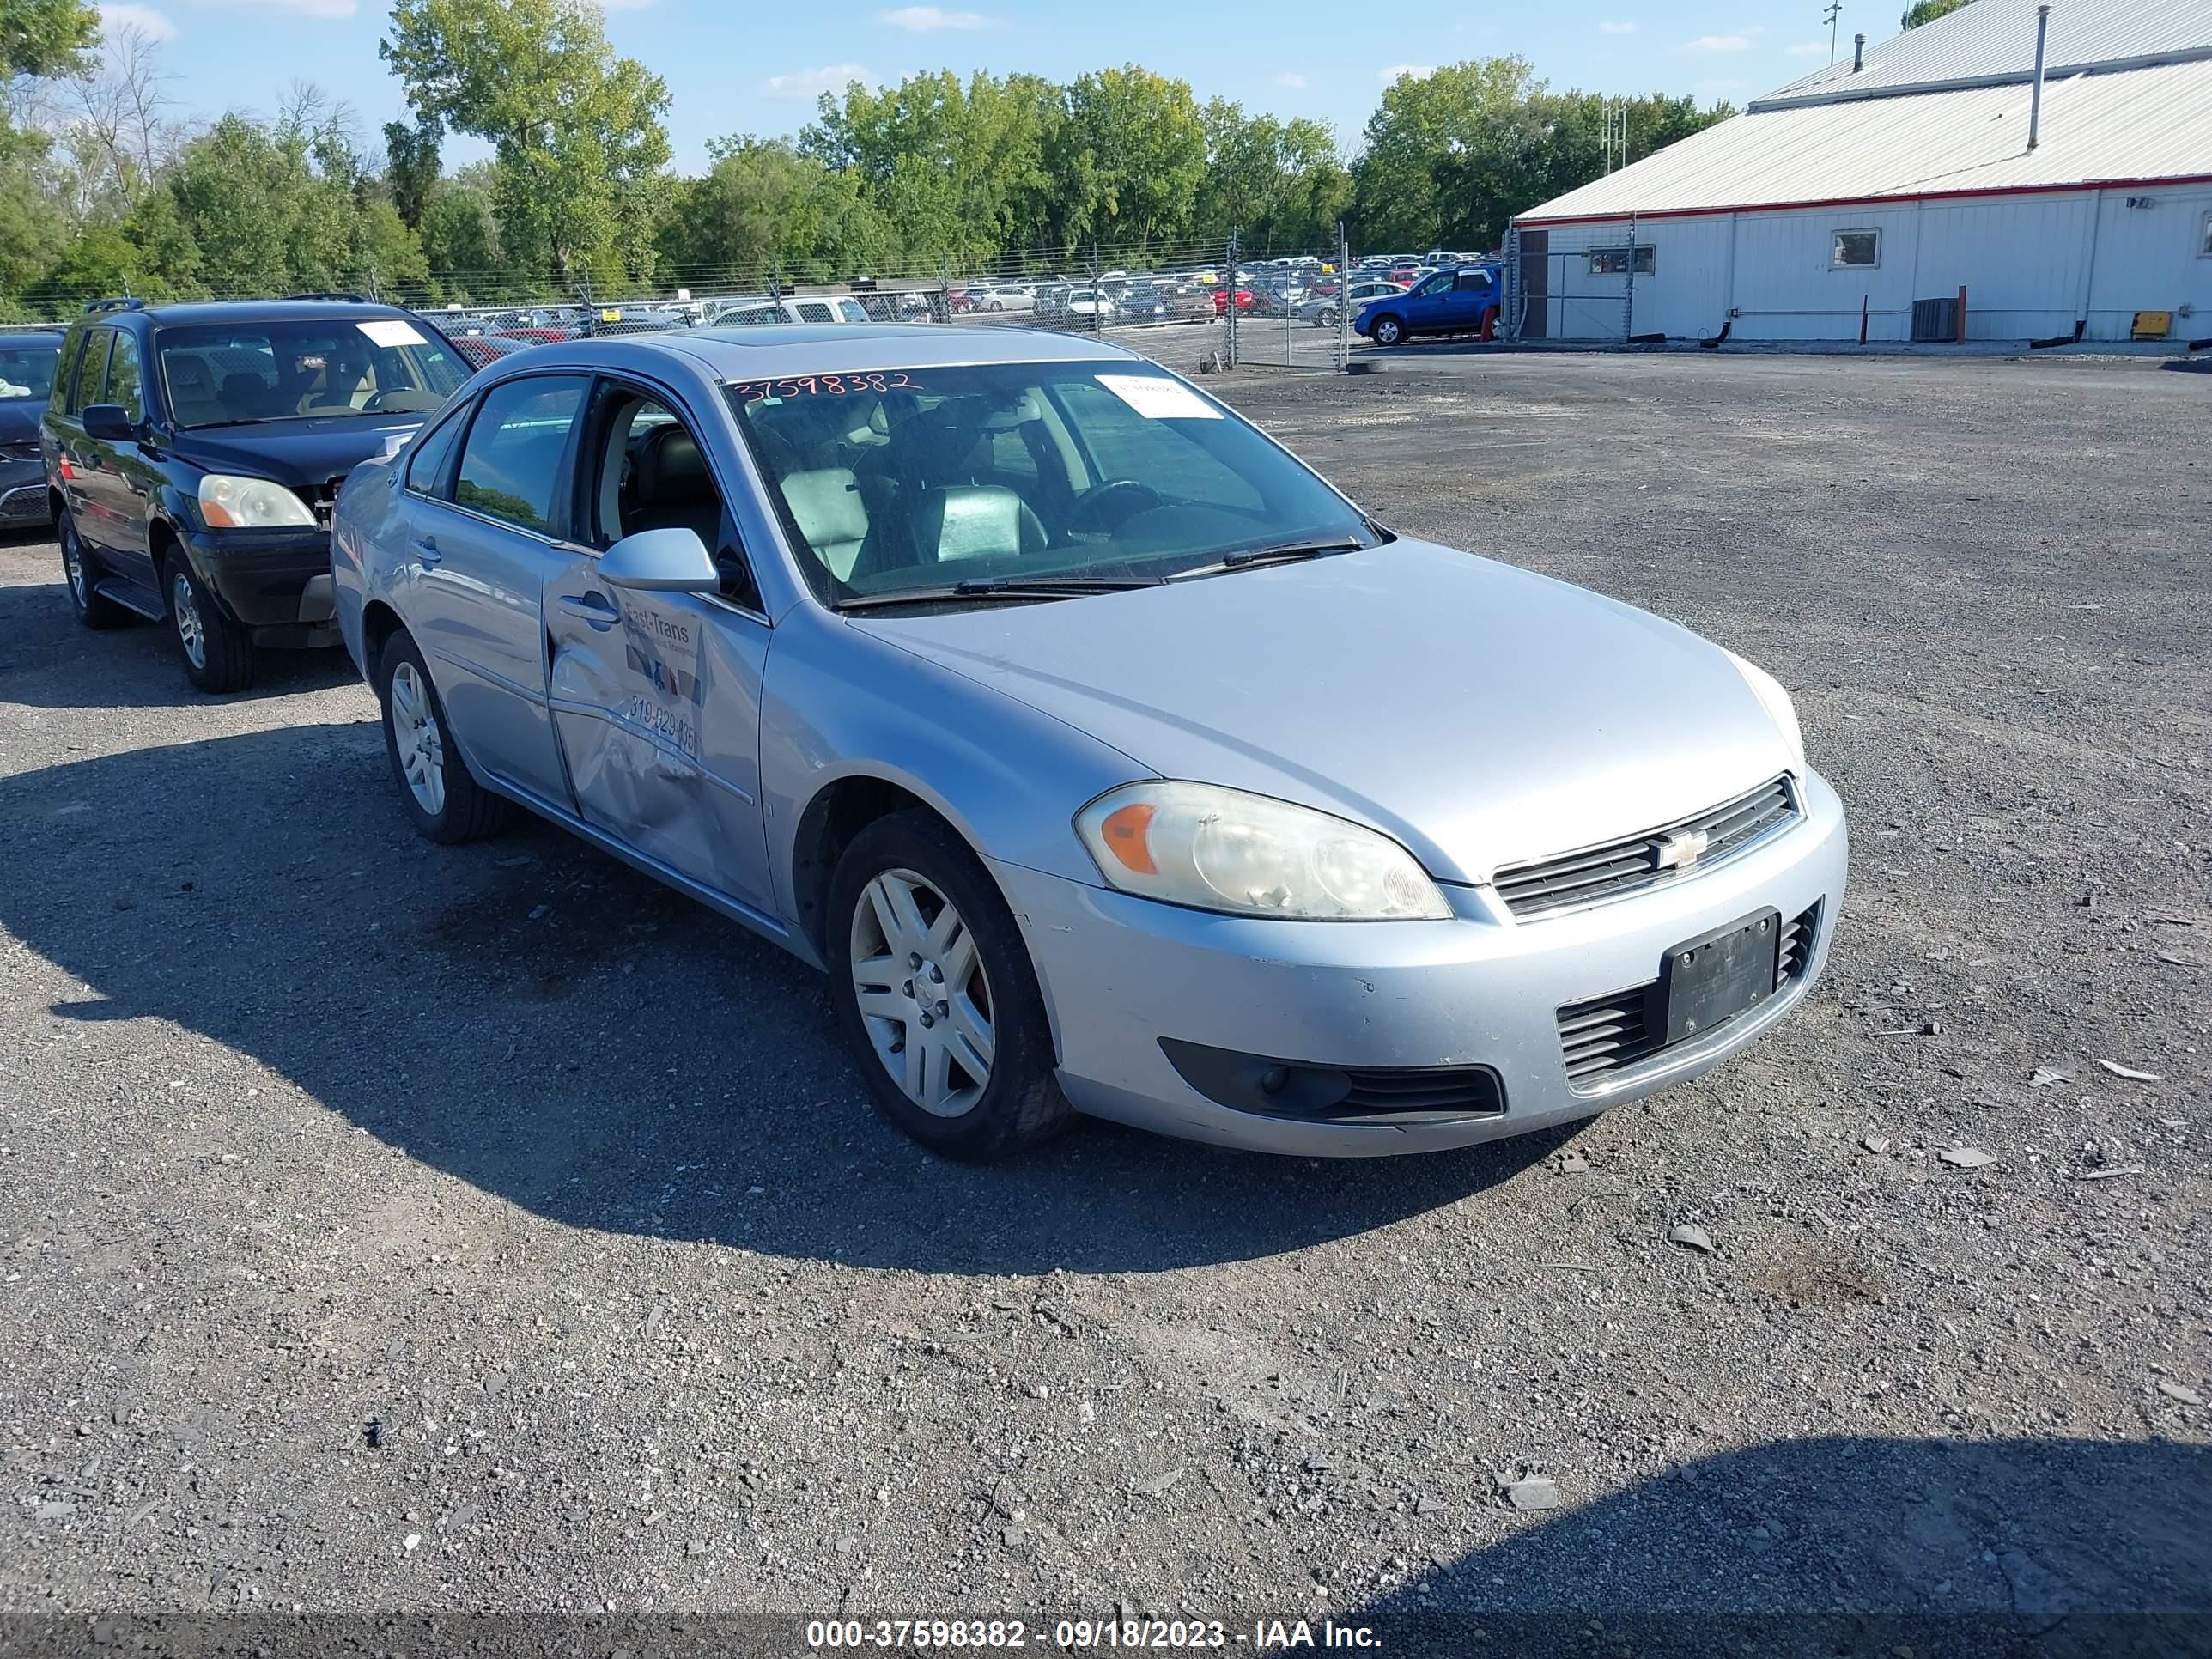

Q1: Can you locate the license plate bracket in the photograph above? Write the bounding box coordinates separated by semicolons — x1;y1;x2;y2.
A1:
1660;908;1782;1045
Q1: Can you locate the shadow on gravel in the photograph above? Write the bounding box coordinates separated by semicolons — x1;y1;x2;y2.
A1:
1348;1436;2212;1656
0;574;361;707
0;723;1567;1274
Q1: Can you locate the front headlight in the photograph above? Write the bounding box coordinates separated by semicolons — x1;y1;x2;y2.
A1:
198;474;315;529
1723;647;1806;773
1075;781;1451;921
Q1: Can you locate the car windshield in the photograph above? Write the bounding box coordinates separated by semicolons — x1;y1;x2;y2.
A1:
0;336;60;402
154;319;468;428
725;361;1384;608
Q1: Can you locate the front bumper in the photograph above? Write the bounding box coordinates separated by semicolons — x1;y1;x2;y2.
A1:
0;460;46;526
994;769;1849;1156
183;524;337;631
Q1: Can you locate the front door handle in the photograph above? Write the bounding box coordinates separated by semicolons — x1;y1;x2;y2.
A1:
558;590;620;630
411;536;441;568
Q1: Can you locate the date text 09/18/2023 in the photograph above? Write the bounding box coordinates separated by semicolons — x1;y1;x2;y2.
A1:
802;1618;1382;1650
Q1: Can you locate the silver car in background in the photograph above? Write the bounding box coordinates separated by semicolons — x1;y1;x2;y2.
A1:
331;326;1846;1162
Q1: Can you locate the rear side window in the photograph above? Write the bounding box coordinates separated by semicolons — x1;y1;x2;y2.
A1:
795;301;835;324
105;332;146;422
404;404;468;495
453;376;589;533
64;331;112;416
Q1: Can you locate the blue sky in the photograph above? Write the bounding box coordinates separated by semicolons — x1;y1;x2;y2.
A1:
98;0;1860;170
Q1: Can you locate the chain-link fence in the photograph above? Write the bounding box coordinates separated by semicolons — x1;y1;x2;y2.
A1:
5;229;1385;377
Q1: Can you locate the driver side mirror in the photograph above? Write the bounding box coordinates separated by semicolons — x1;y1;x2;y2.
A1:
599;526;720;592
82;403;138;443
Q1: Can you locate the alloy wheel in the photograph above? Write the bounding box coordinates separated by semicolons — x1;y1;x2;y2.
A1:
388;659;447;817
848;867;994;1118
171;572;205;669
63;526;88;609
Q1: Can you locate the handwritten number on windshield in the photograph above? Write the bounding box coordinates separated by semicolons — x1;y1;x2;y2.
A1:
732;372;915;404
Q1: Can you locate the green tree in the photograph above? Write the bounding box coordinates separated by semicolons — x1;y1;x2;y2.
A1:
1901;0;1972;27
383;113;441;230
380;0;671;287
1048;65;1206;251
1;0;97;77
660;136;890;282
1195;99;1350;251
801;70;1058;266
419;162;503;295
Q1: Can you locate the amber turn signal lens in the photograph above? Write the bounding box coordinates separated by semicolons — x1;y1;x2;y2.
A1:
1099;802;1158;874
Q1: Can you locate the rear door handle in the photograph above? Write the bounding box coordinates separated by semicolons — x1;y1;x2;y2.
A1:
411;536;441;567
558;591;620;630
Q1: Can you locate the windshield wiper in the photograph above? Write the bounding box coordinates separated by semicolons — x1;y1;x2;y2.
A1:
835;575;1163;612
185;417;279;430
1169;537;1368;581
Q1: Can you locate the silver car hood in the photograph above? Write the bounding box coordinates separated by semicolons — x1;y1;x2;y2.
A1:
852;540;1797;884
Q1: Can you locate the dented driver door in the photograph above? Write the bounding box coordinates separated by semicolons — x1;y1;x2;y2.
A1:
542;549;775;914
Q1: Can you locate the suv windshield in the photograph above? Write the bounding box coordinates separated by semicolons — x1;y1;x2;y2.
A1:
155;319;467;428
0;336;60;402
725;362;1383;607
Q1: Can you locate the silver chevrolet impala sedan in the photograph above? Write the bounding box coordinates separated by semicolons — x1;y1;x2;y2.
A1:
331;325;1847;1161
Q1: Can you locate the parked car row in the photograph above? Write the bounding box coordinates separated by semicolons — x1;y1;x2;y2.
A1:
27;293;1844;1175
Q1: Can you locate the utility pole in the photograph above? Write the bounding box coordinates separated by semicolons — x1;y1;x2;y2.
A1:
1824;2;1843;64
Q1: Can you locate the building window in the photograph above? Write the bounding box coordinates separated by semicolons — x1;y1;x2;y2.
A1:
1587;246;1655;276
2201;210;2212;258
1832;229;1881;269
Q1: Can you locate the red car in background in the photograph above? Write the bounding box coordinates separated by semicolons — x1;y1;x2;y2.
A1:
1212;286;1257;315
452;333;526;370
494;325;571;345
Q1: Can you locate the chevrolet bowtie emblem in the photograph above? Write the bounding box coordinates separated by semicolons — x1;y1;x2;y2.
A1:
1655;828;1711;872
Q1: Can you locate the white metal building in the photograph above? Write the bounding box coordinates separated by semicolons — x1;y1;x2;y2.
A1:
1509;0;2212;343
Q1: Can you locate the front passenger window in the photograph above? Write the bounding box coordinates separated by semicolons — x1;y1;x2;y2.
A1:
588;389;757;608
453;376;588;533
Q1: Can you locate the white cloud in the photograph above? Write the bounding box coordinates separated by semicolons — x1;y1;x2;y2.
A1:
1784;40;1829;53
1274;71;1308;88
1378;63;1437;82
878;4;991;27
762;63;873;98
1599;20;1637;33
99;2;177;40
1684;32;1756;50
189;0;356;16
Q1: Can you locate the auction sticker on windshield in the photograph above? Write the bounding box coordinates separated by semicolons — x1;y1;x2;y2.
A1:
1096;374;1221;420
356;319;428;348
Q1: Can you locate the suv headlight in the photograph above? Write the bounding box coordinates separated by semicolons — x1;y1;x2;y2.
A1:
1723;647;1806;773
1075;781;1450;921
198;474;315;529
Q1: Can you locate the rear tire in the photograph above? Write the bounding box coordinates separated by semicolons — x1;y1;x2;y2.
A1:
828;811;1073;1161
165;558;254;693
376;629;518;843
58;508;125;630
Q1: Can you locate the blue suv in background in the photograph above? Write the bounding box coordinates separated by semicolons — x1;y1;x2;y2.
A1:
1356;263;1503;348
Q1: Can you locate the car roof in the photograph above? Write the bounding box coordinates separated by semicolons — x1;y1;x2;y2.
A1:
538;323;1145;382
118;298;445;329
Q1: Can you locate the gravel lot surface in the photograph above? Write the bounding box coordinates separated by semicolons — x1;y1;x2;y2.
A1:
2;353;2207;1643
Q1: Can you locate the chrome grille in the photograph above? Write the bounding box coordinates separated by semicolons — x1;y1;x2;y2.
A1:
1557;901;1821;1086
1494;776;1798;919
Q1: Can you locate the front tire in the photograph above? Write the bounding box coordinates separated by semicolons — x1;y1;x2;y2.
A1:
376;629;517;843
58;508;125;629
1370;313;1405;347
166;558;254;693
829;811;1073;1161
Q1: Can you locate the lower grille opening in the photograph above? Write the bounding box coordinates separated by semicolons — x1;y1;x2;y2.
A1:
1161;1038;1506;1126
1558;900;1822;1087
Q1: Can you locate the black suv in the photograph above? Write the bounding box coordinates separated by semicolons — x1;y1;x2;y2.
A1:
42;296;469;691
0;327;65;530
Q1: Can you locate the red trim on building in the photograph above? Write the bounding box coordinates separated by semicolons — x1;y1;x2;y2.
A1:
1516;172;2212;229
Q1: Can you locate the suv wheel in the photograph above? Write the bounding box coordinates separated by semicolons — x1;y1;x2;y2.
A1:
828;811;1073;1161
376;629;517;843
58;508;125;629
1370;313;1406;347
166;560;254;692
